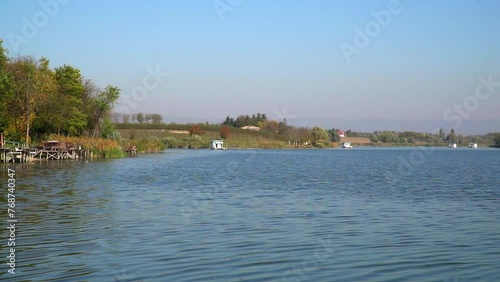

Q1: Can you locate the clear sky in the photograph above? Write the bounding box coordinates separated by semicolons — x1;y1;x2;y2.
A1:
1;0;499;133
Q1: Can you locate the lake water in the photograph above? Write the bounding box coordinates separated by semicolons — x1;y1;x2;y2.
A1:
1;148;499;281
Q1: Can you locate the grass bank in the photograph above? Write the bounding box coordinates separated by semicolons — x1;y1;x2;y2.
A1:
47;134;127;158
117;128;494;150
46;134;166;157
118;129;297;149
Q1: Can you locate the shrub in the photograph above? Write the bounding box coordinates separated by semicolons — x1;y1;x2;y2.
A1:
189;125;202;135
137;137;165;153
163;136;181;148
220;125;231;139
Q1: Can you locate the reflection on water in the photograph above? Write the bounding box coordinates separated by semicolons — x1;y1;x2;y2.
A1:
1;148;499;281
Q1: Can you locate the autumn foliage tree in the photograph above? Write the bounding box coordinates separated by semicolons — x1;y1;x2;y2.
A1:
0;39;120;142
220;125;231;139
189;124;202;136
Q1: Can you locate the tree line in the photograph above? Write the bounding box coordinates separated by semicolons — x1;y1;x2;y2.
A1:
368;128;497;145
113;109;500;147
223;113;268;127
0;39;120;144
111;112;163;124
221;113;342;145
495;134;500;148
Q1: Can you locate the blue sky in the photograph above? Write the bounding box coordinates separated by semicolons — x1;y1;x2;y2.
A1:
1;0;499;133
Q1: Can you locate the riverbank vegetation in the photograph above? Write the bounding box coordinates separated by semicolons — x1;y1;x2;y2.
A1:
367;129;499;147
493;133;500;148
115;114;500;149
0;41;120;144
0;40;118;141
46;134;126;158
0;39;167;156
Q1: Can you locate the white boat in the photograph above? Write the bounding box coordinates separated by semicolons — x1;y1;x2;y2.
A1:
342;142;352;148
468;143;477;148
210;139;225;150
448;143;457;148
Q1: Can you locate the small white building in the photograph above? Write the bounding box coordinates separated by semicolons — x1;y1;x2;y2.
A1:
449;143;457;148
468;143;477;148
210;139;225;150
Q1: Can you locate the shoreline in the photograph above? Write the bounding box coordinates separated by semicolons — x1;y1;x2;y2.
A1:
173;144;496;150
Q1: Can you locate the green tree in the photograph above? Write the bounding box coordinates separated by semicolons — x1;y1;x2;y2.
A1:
235;115;246;127
311;126;329;145
89;85;120;137
81;79;100;134
0;39;14;132
328;128;340;142
150;113;163;124
100;117;115;138
438;128;445;139
52;65;88;135
379;131;398;143
278;119;290;136
494;133;500;147
447;129;457;143
0;39;8;70
0;46;123;141
136;112;145;124
369;134;379;143
5;56;56;144
31;59;59;139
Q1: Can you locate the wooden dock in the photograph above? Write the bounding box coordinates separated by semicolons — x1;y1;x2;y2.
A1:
125;145;138;156
0;147;92;163
0;148;30;163
1;136;137;163
1;140;92;163
31;148;91;160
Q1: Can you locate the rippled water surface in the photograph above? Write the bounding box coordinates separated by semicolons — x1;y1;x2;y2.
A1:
1;148;499;281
